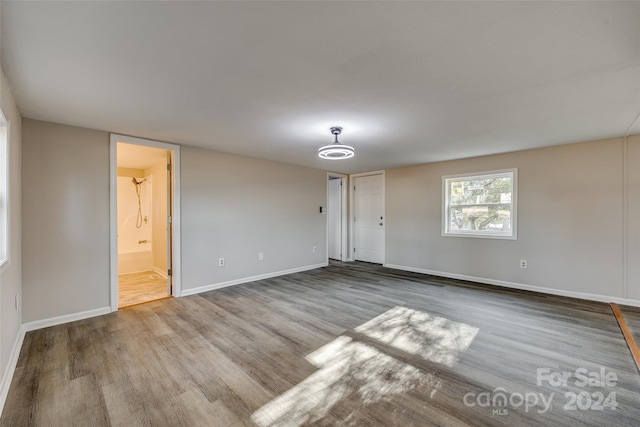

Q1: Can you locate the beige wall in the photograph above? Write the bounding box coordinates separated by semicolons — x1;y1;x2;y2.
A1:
181;146;327;291
20;116;639;326
0;67;22;390
385;137;640;300
22;120;111;322
627;135;640;300
145;160;167;274
22;120;328;321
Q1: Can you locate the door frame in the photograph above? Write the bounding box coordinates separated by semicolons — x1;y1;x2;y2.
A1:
326;172;348;262
109;134;182;311
349;170;385;264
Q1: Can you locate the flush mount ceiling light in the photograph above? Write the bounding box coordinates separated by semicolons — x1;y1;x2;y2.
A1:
318;126;355;160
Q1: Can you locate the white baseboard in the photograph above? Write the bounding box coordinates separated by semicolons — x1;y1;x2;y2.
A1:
0;325;26;417
383;263;640;308
1;306;111;415
182;263;328;297
22;306;112;332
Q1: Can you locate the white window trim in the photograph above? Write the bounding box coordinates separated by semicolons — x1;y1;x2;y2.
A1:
0;109;9;271
442;168;518;240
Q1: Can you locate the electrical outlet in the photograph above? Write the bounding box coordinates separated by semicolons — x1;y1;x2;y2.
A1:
520;260;527;269
218;257;225;267
313;246;316;254
259;252;264;261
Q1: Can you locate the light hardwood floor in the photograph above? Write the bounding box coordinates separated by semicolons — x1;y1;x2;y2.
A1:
2;262;639;426
118;271;169;307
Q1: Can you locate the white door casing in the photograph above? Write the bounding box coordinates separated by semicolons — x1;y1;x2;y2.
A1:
109;134;181;311
166;150;173;296
328;178;342;260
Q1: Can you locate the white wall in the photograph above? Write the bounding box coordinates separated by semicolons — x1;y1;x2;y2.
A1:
146;160;167;275
181;146;327;292
116;175;154;274
117;162;166;275
385;136;640;302
0;65;22;405
117;175;152;255
22;119;111;322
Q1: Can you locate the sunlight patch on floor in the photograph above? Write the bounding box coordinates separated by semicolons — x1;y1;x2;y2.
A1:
355;306;479;367
252;306;478;427
252;336;434;426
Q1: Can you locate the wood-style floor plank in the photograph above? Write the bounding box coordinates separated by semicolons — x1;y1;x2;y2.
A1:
620;305;640;352
2;262;639;426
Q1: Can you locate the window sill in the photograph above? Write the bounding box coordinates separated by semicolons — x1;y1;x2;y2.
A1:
442;232;517;240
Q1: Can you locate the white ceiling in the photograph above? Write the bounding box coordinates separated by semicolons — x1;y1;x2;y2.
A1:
2;1;639;174
117;142;168;170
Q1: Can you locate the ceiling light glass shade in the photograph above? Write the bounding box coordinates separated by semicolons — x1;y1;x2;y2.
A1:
318;143;355;159
318;126;355;160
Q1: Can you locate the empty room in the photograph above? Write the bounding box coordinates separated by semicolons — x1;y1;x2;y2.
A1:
1;1;639;426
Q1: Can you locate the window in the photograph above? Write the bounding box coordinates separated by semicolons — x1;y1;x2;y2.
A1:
443;169;517;239
0;109;7;268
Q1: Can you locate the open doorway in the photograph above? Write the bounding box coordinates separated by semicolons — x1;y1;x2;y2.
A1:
327;172;348;262
110;135;181;311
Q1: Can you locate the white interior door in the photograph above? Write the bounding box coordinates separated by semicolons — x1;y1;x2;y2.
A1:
354;174;384;264
328;178;342;260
